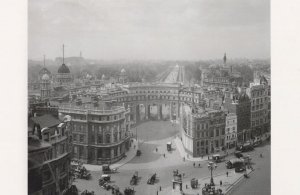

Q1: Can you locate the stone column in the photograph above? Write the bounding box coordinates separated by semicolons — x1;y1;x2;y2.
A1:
145;104;149;120
111;148;114;159
169;102;172;120
94;148;98;164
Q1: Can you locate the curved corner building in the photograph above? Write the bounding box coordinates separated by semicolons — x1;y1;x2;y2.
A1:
59;101;131;165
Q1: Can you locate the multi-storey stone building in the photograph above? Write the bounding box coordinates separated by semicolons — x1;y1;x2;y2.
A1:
58;100;131;165
225;113;237;149
181;103;226;157
29;114;73;195
249;80;270;138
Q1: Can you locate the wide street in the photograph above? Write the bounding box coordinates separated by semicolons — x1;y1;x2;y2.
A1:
75;121;271;195
229;142;271;195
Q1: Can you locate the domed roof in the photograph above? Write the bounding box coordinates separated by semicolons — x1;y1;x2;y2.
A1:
41;74;50;80
39;67;51;75
121;68;126;73
58;63;70;73
238;93;249;101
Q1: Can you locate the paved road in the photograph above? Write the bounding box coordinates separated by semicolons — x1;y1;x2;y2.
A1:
75;121;271;195
230;142;271;195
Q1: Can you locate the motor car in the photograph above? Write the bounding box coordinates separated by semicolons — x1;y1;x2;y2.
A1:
235;166;246;173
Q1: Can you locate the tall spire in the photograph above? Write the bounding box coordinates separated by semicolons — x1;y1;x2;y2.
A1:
223;53;227;65
62;44;65;64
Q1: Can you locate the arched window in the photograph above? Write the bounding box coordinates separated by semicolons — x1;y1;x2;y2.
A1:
114;132;118;142
106;134;110;143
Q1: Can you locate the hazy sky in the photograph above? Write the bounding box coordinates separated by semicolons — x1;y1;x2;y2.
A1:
28;0;270;60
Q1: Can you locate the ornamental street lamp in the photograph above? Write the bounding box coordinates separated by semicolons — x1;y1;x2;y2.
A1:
207;161;217;185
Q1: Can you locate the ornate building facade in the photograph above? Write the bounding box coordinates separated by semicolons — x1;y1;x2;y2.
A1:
58;100;131;165
29;114;73;195
181;103;226;157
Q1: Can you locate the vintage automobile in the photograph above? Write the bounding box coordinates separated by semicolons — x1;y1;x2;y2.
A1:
167;142;172;151
80;190;94;195
234;151;243;158
147;173;157;185
124;187;135;195
236;143;254;152
226;158;244;169
74;166;91;180
235;166;246;173
212;154;225;163
191;178;198;189
202;184;223;195
130;171;138;185
102;164;118;174
63;185;78;195
136;150;141;156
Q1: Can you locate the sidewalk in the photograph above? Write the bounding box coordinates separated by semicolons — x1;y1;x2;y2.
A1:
159;169;254;195
82;138;138;171
174;136;236;162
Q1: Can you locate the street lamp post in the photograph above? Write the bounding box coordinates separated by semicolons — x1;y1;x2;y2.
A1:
207;161;217;185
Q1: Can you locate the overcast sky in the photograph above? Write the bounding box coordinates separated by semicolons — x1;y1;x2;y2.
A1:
28;0;270;60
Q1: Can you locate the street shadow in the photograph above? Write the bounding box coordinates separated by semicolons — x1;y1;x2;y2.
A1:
129;142;161;164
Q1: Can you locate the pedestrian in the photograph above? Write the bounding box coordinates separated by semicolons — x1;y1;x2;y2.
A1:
260;153;263;158
186;184;188;189
198;163;201;168
183;157;185;162
220;180;222;186
163;153;165;158
226;172;228;177
208;156;210;160
193;162;195;167
156;148;158;152
160;186;162;191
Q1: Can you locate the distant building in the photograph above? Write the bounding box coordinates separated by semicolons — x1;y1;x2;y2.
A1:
55;63;73;87
29;114;73;195
181;103;226;157
119;68;127;84
40;74;51;99
201;54;243;89
58;99;131;165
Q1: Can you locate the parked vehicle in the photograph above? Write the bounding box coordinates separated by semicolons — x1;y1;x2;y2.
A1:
212;154;225;163
191;178;198;189
102;164;118;174
80;190;94;195
147;173;157;185
136;150;141;156
234;151;243;158
124;187;134;195
235;166;246;173
236;143;254;152
167;142;172;151
63;185;78;195
226;158;244;169
130;172;138;185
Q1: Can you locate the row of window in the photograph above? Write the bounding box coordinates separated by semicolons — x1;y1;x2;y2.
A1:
196;139;225;148
251;118;267;127
195;128;226;138
251;104;264;111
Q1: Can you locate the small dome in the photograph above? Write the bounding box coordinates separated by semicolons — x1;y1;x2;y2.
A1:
238;93;249;101
121;68;126;73
41;74;50;80
101;74;106;80
58;64;70;73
